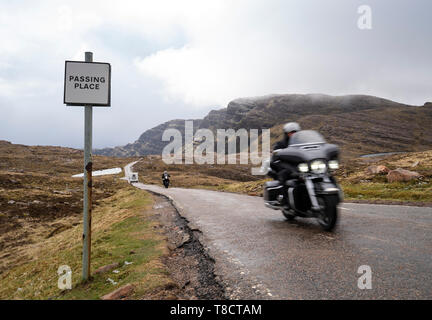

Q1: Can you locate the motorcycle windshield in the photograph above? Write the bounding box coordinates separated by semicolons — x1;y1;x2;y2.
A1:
289;130;326;146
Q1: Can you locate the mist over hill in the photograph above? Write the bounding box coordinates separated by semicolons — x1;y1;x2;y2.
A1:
94;94;432;158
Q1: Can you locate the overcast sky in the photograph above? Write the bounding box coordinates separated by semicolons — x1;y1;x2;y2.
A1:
1;0;431;149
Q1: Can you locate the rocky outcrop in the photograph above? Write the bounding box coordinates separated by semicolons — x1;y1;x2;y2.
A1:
366;165;390;175
94;262;120;275
101;284;134;300
411;161;420;167
387;168;421;183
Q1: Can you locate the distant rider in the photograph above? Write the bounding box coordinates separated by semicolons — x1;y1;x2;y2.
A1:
162;171;170;180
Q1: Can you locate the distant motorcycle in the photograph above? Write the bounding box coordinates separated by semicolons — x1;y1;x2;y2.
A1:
261;130;343;231
162;173;170;188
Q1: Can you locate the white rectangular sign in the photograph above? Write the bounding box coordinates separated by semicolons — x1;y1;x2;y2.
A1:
64;61;111;106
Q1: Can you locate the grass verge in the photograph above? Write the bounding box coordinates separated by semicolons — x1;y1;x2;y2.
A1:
0;185;173;300
341;181;432;202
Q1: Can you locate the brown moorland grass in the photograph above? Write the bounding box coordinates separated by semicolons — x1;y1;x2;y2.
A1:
0;140;137;274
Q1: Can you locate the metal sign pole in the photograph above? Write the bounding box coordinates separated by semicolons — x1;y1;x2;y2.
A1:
82;51;93;281
64;51;110;281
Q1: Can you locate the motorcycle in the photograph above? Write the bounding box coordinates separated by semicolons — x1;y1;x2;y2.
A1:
162;174;170;188
261;130;343;231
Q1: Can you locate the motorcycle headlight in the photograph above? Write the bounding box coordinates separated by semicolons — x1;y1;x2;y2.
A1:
310;160;326;173
298;163;309;173
328;160;339;170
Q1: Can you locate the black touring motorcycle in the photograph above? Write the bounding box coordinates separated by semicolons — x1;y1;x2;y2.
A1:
162;173;170;188
262;130;343;231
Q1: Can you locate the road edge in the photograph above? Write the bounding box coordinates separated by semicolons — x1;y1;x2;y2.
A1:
137;186;227;299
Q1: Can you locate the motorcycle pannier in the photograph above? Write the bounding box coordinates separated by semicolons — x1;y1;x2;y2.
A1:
264;180;283;202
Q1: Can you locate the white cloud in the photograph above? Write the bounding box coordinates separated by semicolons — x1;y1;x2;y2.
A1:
133;1;295;107
133;0;432;108
0;78;15;97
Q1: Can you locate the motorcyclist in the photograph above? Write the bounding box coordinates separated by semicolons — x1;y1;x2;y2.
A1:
273;122;301;151
162;171;170;180
270;122;301;183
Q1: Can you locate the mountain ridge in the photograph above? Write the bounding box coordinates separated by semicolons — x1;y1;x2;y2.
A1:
94;93;432;158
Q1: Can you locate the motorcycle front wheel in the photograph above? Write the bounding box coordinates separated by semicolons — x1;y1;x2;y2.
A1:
282;209;295;221
317;195;338;231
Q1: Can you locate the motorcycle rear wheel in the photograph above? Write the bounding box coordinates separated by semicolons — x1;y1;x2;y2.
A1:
317;195;338;231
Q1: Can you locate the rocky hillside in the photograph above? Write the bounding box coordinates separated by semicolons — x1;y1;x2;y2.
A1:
95;94;432;158
96;119;202;157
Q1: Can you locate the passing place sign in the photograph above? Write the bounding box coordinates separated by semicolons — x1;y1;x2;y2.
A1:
64;61;111;106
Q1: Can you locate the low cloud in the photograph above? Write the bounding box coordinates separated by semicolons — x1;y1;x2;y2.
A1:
134;0;432;108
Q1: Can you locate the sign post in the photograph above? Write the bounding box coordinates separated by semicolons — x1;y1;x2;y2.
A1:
82;52;93;281
64;52;111;281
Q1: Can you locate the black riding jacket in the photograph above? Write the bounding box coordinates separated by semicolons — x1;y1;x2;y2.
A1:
273;135;290;151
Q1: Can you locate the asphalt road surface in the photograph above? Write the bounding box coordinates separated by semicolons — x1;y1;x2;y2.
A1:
126;166;432;299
